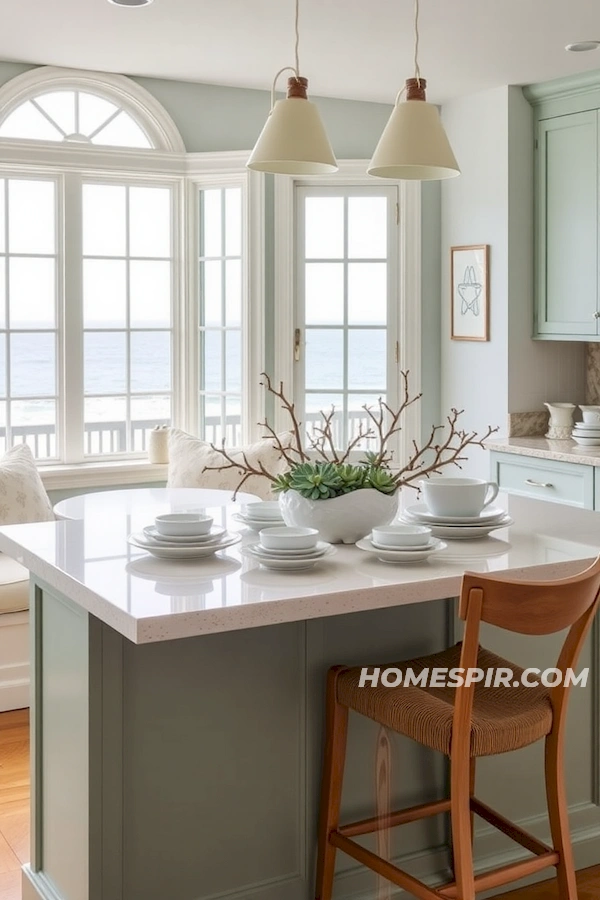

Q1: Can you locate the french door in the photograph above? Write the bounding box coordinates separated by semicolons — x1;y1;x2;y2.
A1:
294;184;401;457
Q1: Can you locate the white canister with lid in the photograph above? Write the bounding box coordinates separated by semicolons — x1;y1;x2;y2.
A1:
148;425;170;464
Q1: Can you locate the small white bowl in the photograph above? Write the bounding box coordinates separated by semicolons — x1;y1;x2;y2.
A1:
242;501;283;520
154;513;213;536
579;405;600;424
259;526;319;551
371;524;432;547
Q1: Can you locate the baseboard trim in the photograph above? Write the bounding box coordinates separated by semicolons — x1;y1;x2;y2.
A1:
22;867;64;900
0;677;29;712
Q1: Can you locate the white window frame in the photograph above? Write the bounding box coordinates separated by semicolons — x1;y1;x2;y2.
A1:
0;68;266;483
273;160;422;468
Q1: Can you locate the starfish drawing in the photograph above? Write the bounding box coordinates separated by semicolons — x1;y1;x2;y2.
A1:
458;265;483;316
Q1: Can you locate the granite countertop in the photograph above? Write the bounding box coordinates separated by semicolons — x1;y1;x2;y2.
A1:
0;493;599;644
487;437;600;466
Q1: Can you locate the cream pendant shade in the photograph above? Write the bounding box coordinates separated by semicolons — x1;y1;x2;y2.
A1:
247;78;338;175
368;80;460;181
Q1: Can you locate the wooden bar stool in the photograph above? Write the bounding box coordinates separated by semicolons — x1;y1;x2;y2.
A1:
315;558;600;900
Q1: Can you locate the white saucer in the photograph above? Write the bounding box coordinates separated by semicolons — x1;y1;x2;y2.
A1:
128;532;241;559
143;525;226;544
356;537;446;563
572;435;600;446
251;540;331;558
242;545;335;570
403;503;507;525
400;516;513;540
233;513;285;531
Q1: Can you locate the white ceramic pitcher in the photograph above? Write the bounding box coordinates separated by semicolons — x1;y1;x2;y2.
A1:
544;402;576;428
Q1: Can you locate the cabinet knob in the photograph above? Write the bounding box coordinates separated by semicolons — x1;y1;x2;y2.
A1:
594;312;600;319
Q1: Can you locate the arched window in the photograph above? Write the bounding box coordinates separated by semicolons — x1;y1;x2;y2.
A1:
0;67;184;152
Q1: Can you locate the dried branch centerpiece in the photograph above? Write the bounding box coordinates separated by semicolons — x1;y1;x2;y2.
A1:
206;373;498;543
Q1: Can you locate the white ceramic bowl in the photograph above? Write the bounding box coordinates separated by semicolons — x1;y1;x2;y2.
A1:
259;526;319;551
242;501;283;520
154;513;213;536
579;405;600;424
572;435;600;446
371;524;432;547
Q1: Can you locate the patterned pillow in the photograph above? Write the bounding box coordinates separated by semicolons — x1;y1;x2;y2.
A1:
167;429;293;500
0;444;54;524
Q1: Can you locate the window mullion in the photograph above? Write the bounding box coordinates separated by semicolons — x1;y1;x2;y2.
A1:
62;172;84;463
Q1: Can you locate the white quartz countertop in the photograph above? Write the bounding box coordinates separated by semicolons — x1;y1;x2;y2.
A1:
0;490;599;644
488;437;600;466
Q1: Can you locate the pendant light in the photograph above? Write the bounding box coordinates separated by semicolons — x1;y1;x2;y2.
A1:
368;0;459;180
246;0;338;175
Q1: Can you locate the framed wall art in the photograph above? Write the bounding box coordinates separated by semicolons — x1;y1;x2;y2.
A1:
450;244;489;341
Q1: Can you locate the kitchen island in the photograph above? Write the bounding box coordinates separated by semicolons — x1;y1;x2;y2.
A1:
1;492;600;900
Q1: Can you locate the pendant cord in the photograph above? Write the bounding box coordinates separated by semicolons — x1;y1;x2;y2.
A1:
269;0;302;111
413;0;421;84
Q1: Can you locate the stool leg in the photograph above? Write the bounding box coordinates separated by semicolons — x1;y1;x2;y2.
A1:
450;752;476;900
315;667;349;900
545;733;578;900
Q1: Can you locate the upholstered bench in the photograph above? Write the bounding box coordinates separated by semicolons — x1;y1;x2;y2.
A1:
0;554;30;711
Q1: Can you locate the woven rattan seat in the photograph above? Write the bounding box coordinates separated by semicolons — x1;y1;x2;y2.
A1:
337;643;553;757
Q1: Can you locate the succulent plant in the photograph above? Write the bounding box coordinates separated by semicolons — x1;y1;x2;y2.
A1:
285;462;344;500
365;466;397;494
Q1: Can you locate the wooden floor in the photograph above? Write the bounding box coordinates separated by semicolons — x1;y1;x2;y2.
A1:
0;709;596;900
0;709;29;900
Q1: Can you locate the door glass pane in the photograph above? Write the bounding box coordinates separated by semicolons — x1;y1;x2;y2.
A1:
0;336;5;396
9;258;55;329
305;197;344;259
202;394;223;442
224;395;242;445
84;332;126;394
202;330;222;391
348;393;385;449
0;258;6;331
9;180;55;254
11;333;55;397
83;259;126;328
130;331;171;392
0;180;4;253
83;184;126;256
348;196;387;258
305;393;344;446
131;395;171;451
129;187;171;258
305;263;344;325
348;262;387;325
130;261;171;327
348;330;386;390
305;329;344;390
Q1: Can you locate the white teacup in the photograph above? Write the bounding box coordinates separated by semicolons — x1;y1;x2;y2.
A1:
420;477;499;518
371;524;432;548
579;405;600;425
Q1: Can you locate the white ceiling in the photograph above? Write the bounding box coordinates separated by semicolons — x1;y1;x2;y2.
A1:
2;0;600;104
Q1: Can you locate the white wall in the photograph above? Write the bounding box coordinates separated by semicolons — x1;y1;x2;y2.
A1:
441;85;586;478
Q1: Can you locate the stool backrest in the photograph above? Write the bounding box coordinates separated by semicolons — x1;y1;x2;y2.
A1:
459;555;600;635
451;556;600;762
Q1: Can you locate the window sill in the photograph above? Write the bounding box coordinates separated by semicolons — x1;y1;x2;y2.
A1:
38;460;169;492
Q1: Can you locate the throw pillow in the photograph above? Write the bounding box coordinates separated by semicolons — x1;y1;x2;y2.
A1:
167;429;293;500
0;444;54;524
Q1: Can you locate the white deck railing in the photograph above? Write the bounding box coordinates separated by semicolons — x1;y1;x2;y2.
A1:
0;410;374;460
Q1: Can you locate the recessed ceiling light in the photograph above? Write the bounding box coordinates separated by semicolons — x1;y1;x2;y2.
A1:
565;40;600;52
108;0;154;6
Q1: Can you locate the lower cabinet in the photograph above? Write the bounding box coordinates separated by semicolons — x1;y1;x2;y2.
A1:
490;452;595;509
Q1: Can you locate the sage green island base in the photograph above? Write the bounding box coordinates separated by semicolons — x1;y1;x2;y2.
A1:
22;582;600;900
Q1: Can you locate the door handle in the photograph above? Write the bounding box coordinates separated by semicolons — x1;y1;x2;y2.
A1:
294;328;301;362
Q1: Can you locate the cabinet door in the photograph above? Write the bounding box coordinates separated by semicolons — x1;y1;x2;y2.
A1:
535;110;598;337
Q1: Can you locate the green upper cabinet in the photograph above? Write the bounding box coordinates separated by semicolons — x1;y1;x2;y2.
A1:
528;73;600;341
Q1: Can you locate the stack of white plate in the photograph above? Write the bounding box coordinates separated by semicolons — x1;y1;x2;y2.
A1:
572;422;600;446
128;523;241;560
242;526;335;571
356;533;447;564
232;500;285;531
400;504;513;540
